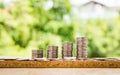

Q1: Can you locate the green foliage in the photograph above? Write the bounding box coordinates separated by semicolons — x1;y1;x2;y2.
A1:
0;0;120;58
0;2;4;9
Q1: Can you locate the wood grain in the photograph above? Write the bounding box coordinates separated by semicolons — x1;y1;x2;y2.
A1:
0;60;120;68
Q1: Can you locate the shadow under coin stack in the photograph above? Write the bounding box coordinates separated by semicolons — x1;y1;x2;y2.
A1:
76;37;87;59
32;50;43;59
62;42;73;58
47;46;58;59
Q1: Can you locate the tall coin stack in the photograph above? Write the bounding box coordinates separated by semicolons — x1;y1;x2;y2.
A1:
62;42;73;58
76;37;87;59
47;46;58;59
32;49;43;59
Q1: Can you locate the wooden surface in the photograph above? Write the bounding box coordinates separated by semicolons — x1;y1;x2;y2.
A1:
0;68;120;75
0;60;120;68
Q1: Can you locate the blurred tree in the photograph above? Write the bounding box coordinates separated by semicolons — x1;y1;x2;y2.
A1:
0;0;120;58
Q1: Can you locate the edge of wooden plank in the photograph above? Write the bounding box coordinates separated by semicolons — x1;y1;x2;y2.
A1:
0;60;120;68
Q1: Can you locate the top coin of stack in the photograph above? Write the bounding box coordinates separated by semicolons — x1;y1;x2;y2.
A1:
62;42;73;58
32;49;43;59
47;46;58;59
76;37;87;59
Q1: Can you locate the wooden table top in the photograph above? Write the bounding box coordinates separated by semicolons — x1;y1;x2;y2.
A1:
0;58;120;68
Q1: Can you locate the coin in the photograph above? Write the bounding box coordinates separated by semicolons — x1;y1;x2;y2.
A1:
32;49;43;59
62;42;73;58
76;37;88;59
47;46;58;59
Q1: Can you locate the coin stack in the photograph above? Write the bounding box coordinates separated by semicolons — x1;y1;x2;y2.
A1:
47;46;58;59
32;49;43;59
76;37;87;59
62;42;73;58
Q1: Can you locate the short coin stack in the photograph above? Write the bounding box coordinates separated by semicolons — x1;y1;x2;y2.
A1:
32;50;43;59
76;37;87;59
47;46;58;59
62;42;73;58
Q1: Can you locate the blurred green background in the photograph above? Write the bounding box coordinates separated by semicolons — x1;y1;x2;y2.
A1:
0;0;120;58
